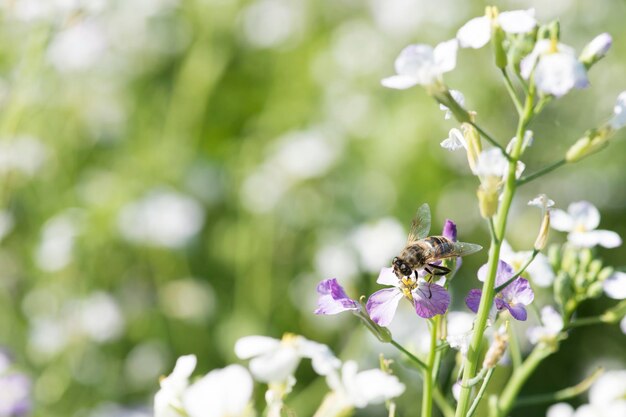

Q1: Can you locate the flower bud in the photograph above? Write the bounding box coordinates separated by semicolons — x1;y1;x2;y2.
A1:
492;25;507;69
565;129;610;162
548;244;561;270
587;281;604;298
483;327;509;369
554;271;573;311
534;210;550;250
579;33;612;68
477;182;499;219
461;120;482;172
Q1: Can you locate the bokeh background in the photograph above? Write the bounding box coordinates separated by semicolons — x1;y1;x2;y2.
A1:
0;0;624;416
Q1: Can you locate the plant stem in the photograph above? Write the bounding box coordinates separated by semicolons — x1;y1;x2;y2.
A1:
467;368;495;417
422;319;439;417
455;88;535;417
517;158;567;185
389;339;428;371
468;121;511;159
501;69;523;115
496;346;554;416
514;367;603;407
508;325;522;369
565;315;607;329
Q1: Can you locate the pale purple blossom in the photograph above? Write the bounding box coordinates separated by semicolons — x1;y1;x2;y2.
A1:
381;39;458;89
466;260;534;321
609;91;626;130
315;279;359;315
550;201;622;248
366;267;449;326
457;9;536;49
579;33;612;65
0;374;31;417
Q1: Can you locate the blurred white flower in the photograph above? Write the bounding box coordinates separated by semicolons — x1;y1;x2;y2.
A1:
0;136;48;177
457;9;536;49
602;271;626;300
159;279;215;323
528;194;555;210
240;0;304;49
73;292;125;343
609;91;626;130
0;211;14;242
124;341;168;389
235;334;340;383
579;33;612;65
182;365;253;417
88;403;151;417
323;361;404;411
621;316;626;334
500;240;555;287
550;201;621;248
587;370;626;416
154;355;197;417
28;317;69;358
446;311;474;355
441;128;467;151
331;21;386;76
521;40;588;97
314;241;359;282
381;39;458;89
35;210;82;272
118;190;204;248
350;218;406;273
547;402;574;417
527;306;563;344
439;90;465;120
47;20;107;72
473;148;524;180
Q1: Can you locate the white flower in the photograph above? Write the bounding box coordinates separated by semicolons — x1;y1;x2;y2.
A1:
118;189;205;248
550;201;621;248
154;355;197;417
528;194;555;211
609;91;626;130
47;20;107;72
0;136;48;176
441;128;467;151
521;40;588;97
439;90;465;119
235;334;340;383
350;218;406;273
506;130;534;154
621;316;626;334
381;39;458;89
579;33;612;65
602;271;626;300
527;306;563;344
457;9;536;49
35;209;83;272
500;240;554;287
182;365;253;417
473;149;525;180
446;312;474;355
325;361;405;409
547;402;574;417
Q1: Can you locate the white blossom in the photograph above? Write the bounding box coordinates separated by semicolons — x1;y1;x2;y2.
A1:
527;306;563;344
521;40;588;97
439;90;465;119
154;355;197;417
381;39;458;89
579;33;612;64
602;271;626;300
441;128;467;151
528;194;555;211
457;9;536;49
446;312;474;355
550;201;621;248
235;334;340;383
609;91;626;130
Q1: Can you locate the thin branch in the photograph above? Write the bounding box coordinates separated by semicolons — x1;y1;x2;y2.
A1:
468;121;512;160
467;368;495;417
517;159;567;186
390;339;428;371
501;69;523;115
494;249;539;293
514;368;604;407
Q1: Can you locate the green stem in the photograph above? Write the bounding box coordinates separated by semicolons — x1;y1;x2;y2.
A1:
468;121;511;159
501;69;523;115
422;319;438;417
514;367;603;407
467;368;495;417
494;249;539;293
455;87;535;417
517;159;567;185
508;325;522;369
496;346;554;416
389;339;428;371
565;315;607;329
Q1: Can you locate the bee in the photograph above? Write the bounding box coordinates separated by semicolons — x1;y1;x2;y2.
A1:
392;203;482;280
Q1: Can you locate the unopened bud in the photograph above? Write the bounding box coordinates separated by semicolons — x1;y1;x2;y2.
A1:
565;129;610;162
580;33;612;68
492;26;507;69
483;327;509;369
534;211;550;250
461;120;482;172
477;183;499;219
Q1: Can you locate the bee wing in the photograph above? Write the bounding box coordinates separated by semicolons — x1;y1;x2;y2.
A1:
407;203;431;243
445;241;483;257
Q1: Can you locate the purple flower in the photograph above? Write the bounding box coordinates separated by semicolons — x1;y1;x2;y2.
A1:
0;373;31;416
465;260;534;321
366;268;450;326
442;219;457;241
315;279;359;315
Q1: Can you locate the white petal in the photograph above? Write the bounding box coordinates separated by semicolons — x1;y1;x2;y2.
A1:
340;361;405;408
547;402;575;417
440;128;467;151
183;364;253;417
621;316;626;334
534;53;589;97
499;239;516;262
235;335;280;359
497;9;536;34
376;267;399;286
381;75;419;90
170;355;197;382
433;39;458;73
520;40;551;79
550;209;574;232
439;90;465;120
528;194;555;210
568;201;600;231
568;230;622;248
526;253;555;287
249;346;300;383
609;91;626;129
588;370;626;405
297;338;341;376
456;16;491;49
603;271;626;299
394;44;434;75
474;148;508;178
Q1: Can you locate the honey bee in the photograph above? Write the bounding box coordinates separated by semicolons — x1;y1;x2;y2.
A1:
392;203;482;280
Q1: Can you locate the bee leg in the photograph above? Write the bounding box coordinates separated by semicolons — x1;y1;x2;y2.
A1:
421;268;434;299
428;263;451;276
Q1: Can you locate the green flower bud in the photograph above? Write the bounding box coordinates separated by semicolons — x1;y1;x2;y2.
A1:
587;259;604;281
565;129;610;162
598;266;614;282
492;26;507;69
477;184;499;219
587;281;604;298
548;244;562;270
554;271;573;311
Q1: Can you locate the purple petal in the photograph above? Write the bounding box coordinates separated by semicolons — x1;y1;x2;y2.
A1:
413;283;450;318
502;277;534;306
477;260;514;286
442;219;457;242
505;303;528;321
366;288;403;326
315;279;359;315
465;289;482;313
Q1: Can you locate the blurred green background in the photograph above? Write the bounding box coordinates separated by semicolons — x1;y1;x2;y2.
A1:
0;0;624;416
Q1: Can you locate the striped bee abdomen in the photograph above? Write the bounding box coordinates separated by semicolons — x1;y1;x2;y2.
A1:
423;236;455;259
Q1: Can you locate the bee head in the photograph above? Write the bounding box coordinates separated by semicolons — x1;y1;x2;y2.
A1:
392;256;412;278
